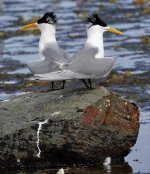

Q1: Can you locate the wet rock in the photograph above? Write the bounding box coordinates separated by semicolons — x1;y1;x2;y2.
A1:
0;31;7;38
0;87;139;168
17;16;40;25
141;35;150;44
133;0;148;5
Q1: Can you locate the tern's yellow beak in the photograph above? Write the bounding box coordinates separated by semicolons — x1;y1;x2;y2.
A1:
21;23;38;30
106;27;123;35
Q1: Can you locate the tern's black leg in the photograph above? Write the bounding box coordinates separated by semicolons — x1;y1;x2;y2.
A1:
82;79;90;89
62;80;65;89
51;81;54;90
51;81;65;91
41;81;54;92
88;79;93;89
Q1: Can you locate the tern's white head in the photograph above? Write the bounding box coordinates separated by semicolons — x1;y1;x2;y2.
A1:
36;12;57;34
21;12;57;58
21;12;57;45
86;14;123;58
21;12;57;32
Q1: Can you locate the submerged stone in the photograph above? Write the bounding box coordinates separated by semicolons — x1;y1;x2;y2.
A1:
0;87;139;168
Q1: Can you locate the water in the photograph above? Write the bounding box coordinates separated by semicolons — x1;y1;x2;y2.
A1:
125;110;150;173
0;0;150;173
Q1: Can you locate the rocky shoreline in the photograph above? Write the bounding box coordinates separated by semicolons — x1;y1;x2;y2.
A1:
0;87;139;168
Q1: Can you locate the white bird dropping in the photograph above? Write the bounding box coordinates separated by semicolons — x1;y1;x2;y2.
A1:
56;168;65;174
36;118;50;158
103;157;111;166
36;111;60;158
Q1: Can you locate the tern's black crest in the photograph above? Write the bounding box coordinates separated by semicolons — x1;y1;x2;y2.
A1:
37;12;57;25
87;14;107;27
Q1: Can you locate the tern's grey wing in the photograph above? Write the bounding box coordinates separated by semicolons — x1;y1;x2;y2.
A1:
65;46;98;66
62;46;98;74
69;57;115;78
63;46;115;77
27;59;59;74
42;44;69;65
31;58;114;81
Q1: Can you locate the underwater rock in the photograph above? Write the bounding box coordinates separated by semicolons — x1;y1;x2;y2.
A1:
0;87;139;168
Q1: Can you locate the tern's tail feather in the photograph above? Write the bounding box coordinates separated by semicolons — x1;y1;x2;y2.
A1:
33;70;90;81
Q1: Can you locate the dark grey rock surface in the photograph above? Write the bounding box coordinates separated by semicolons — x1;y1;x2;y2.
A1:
0;87;139;168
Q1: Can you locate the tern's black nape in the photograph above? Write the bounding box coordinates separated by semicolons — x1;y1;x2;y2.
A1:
87;14;107;27
37;12;57;25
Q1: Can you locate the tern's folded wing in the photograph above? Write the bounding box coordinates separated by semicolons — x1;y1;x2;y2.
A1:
27;59;59;74
30;57;114;81
42;44;70;66
63;46;115;77
63;46;98;70
91;58;115;78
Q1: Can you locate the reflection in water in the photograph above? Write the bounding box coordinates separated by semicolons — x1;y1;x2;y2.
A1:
103;165;111;173
125;110;150;173
1;163;132;174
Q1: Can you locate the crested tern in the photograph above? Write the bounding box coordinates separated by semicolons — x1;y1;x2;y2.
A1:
33;14;123;88
21;12;70;90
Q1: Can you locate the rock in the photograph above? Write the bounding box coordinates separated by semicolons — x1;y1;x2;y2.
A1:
0;87;139;168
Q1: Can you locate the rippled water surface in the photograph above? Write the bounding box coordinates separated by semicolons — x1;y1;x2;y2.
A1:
0;0;150;173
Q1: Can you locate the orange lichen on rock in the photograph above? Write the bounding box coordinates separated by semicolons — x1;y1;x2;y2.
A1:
128;103;140;125
133;0;148;5
83;105;101;124
101;97;113;124
112;101;139;130
83;94;139;132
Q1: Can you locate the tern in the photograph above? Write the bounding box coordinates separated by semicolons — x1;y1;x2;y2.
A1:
33;14;123;88
21;12;70;90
